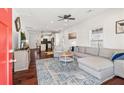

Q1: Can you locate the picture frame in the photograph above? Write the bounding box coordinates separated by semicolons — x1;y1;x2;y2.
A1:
68;32;77;39
15;17;21;32
116;20;124;34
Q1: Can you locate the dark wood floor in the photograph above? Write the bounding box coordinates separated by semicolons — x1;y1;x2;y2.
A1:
103;77;124;85
13;49;38;85
13;49;53;85
14;49;124;85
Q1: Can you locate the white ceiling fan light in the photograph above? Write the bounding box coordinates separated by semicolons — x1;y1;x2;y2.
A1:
64;19;69;22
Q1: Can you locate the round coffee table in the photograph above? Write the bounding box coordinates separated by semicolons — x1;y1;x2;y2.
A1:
59;52;74;65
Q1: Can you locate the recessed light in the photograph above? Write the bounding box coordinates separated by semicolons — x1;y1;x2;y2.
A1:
50;21;54;24
87;9;93;13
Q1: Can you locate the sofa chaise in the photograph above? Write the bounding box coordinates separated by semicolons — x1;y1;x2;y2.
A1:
74;46;124;82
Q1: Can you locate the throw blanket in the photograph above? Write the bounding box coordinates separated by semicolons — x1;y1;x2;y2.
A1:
112;53;124;61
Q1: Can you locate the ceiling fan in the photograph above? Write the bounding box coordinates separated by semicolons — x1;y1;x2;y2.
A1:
58;14;75;21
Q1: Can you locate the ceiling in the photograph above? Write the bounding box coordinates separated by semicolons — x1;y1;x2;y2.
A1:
14;8;107;32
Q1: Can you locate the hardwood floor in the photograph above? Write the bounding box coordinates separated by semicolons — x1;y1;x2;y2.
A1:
13;49;53;85
13;49;124;85
14;49;38;85
103;77;124;85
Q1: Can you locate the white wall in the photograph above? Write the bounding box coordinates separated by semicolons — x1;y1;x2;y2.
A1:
63;9;124;49
12;9;30;49
12;9;20;49
29;31;41;49
51;32;64;51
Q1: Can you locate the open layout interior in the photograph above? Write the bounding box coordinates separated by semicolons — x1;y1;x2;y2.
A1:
0;8;124;85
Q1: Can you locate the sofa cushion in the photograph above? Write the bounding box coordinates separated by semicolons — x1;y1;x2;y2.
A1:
85;47;98;56
77;56;113;71
99;48;114;59
78;46;85;53
74;52;92;58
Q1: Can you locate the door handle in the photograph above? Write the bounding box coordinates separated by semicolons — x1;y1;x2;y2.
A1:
9;59;16;63
9;49;14;53
9;49;16;63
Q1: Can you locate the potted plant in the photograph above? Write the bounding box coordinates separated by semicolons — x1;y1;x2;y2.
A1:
20;31;26;49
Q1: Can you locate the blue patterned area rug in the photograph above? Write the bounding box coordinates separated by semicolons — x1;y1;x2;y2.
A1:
36;58;102;85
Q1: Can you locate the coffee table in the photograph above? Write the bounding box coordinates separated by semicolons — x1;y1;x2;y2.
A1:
59;51;74;65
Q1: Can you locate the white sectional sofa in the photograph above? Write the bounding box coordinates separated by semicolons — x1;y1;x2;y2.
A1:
74;46;124;82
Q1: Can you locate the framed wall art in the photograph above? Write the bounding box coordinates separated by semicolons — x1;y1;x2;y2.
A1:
68;32;77;39
116;20;124;34
15;17;21;32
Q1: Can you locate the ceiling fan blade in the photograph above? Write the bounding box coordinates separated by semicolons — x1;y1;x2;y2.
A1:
58;16;63;18
64;14;71;18
68;18;75;20
67;14;71;18
58;19;64;21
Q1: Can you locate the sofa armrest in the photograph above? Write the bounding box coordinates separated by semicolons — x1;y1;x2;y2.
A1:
114;60;124;78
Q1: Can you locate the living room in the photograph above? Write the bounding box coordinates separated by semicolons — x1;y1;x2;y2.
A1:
1;0;124;92
0;8;124;85
11;8;124;85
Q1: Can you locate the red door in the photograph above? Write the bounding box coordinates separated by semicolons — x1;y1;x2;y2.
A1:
0;8;12;85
